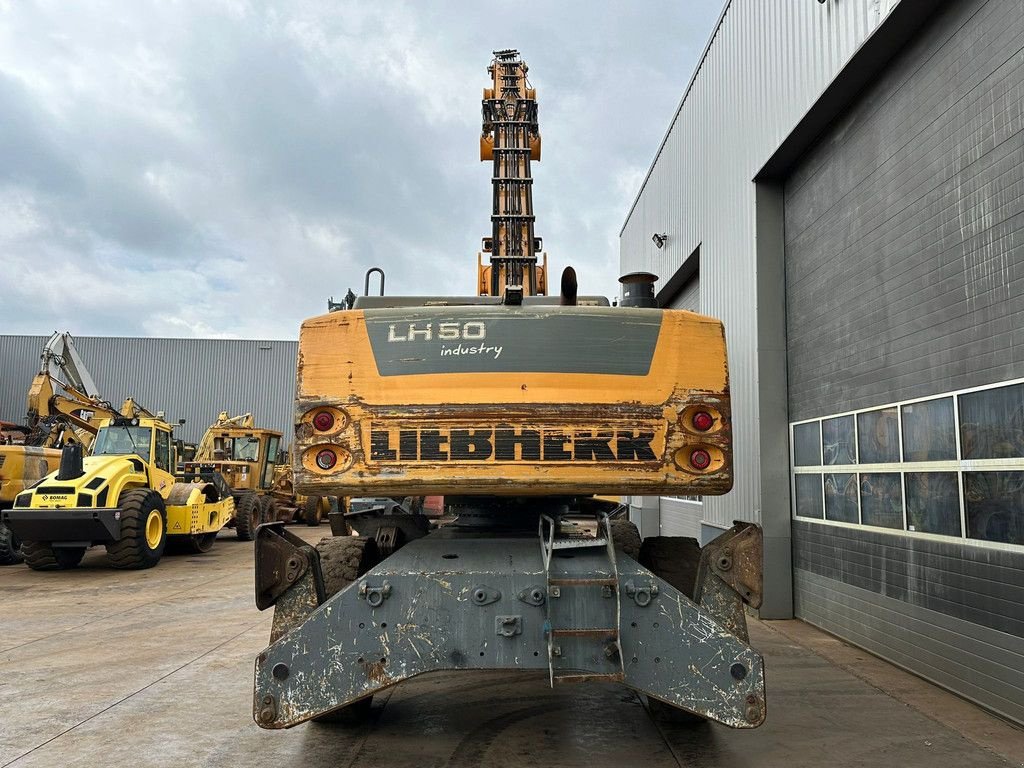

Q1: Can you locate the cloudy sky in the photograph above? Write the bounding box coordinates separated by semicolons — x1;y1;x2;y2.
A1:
0;1;722;340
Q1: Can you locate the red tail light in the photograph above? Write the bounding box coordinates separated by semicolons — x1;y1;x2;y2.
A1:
690;449;711;470
313;411;335;432
316;449;337;470
692;411;714;432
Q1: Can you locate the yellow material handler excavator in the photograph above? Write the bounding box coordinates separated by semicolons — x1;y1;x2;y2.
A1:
251;50;764;730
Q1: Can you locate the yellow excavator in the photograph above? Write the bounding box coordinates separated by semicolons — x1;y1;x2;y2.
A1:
0;332;115;564
252;50;764;730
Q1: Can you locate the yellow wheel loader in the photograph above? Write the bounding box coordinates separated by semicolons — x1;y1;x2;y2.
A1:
2;414;234;570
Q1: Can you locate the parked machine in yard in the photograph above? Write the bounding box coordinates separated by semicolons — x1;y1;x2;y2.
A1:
1;332;110;565
3;410;235;570
252;50;765;729
183;412;329;539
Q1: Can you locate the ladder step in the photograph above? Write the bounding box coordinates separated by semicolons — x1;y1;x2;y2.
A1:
548;577;617;587
553;672;625;684
550;628;618;638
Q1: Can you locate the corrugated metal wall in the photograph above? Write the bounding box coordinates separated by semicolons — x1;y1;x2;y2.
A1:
785;0;1024;725
620;0;895;534
0;335;298;445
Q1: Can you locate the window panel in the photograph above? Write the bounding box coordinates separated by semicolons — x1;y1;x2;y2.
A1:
857;408;899;464
155;429;171;472
959;383;1024;460
901;398;956;461
905;472;960;536
262;436;280;489
794;474;824;519
822;415;855;465
859;473;903;529
964;471;1024;545
793;422;821;466
824;473;858;523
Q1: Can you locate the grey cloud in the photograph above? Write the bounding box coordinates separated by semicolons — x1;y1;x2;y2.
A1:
0;1;722;338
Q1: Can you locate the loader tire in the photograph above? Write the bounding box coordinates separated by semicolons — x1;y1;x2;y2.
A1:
0;522;23;565
312;535;380;725
638;536;702;599
23;541;86;570
258;495;278;525
235;493;260;541
610;519;642;560
304;495;327;526
106;489;167;570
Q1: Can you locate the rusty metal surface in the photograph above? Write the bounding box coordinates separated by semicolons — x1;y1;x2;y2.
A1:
692;522;764;644
292;306;734;499
253;535;764;730
254;523;322;612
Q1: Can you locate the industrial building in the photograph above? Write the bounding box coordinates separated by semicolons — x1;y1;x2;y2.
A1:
0;335;298;444
620;0;1022;724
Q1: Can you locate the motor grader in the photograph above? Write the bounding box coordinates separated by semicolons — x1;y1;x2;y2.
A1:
3;412;234;570
182;412;330;539
252;50;764;730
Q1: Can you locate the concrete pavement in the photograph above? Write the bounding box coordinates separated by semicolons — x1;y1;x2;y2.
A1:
1;527;1020;767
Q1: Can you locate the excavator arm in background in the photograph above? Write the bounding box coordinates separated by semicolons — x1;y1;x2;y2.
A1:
194;412;255;460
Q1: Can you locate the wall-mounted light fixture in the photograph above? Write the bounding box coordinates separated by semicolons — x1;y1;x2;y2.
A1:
651;233;668;249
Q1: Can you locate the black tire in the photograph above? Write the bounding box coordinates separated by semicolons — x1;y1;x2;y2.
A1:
105;488;167;570
610;519;642;560
645;696;708;725
188;532;218;553
312;535;380;725
316;536;379;597
0;522;23;565
23;541;86;571
235;493;260;541
638;536;702;599
258;495;278;525
303;495;325;526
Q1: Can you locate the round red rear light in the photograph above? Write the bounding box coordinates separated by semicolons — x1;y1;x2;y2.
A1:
692;411;714;432
315;449;337;470
690;449;711;470
312;411;335;432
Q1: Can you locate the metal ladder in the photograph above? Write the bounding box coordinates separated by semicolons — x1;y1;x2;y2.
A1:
539;513;625;686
